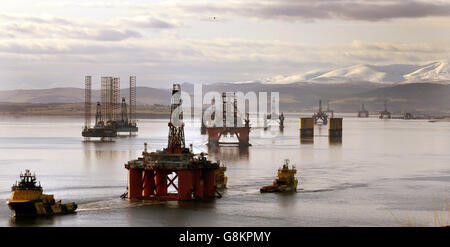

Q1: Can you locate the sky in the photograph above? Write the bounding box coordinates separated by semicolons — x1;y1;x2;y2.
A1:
0;0;449;89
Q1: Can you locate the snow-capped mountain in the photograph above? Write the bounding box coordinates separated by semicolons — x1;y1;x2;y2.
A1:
403;60;449;83
250;60;450;85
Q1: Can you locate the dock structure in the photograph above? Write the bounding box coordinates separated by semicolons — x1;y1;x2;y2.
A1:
358;103;369;118
379;100;392;119
206;92;251;147
124;84;224;201
82;76;138;139
312;100;329;125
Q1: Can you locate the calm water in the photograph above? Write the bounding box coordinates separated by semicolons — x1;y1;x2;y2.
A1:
0;115;449;226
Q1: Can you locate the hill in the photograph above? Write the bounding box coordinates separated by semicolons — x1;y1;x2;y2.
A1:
1;82;450;114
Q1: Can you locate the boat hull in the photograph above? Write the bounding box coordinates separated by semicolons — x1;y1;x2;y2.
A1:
7;200;77;217
260;185;296;193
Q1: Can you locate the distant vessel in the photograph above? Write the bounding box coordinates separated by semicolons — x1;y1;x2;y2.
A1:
215;163;228;189
6;170;77;217
260;159;298;193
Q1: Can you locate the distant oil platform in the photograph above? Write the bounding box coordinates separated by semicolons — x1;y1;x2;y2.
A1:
205;92;251;147
82;76;138;140
313;100;334;124
358;103;369;118
379;100;392;119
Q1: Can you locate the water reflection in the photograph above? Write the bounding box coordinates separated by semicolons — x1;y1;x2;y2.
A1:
299;137;314;144
329;137;342;145
316;124;326;136
9;215;55;226
82;141;136;169
207;146;249;162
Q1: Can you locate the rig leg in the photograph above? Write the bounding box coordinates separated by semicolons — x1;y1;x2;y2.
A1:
178;170;193;201
203;169;216;198
155;171;168;196
142;170;155;198
128;168;143;199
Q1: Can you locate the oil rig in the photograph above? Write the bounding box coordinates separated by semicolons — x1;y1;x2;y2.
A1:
358;103;369;117
82;76;138;139
206;92;251;147
124;84;226;201
278;112;285;130
266;97;285;130
312;100;329;124
379;100;392;119
323;100;334;118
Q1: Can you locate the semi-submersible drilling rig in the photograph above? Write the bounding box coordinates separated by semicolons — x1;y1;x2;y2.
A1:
124;84;226;201
82;76;138;139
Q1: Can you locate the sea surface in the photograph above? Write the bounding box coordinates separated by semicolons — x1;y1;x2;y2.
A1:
0;115;449;226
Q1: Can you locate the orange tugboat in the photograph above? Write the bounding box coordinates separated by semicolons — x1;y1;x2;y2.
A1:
260;159;298;193
6;170;77;217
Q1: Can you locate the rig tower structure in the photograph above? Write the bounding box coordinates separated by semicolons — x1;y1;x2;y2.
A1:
129;76;137;125
379;100;392;119
82;75;138;139
124;84;226;201
206;92;251;147
84;76;92;129
358;103;369;118
167;84;186;153
312;99;329;125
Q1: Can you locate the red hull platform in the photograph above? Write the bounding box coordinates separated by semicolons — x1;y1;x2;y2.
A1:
125;164;217;201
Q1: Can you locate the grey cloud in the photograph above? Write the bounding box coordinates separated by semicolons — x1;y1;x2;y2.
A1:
128;17;178;29
0;22;143;42
0;15;73;25
178;0;450;21
92;29;142;41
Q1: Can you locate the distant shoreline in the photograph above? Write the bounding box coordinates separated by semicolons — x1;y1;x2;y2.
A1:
0;102;170;118
1;102;449;119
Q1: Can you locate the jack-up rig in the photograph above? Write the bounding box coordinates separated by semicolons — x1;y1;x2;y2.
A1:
82;76;138;139
124;84;226;201
206;92;251;147
358;103;369;118
379;100;392;119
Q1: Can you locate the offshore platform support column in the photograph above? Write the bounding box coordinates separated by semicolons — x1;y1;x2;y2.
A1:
328;118;343;140
125;84;221;201
299;118;314;138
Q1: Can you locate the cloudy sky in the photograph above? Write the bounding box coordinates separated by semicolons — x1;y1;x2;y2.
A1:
1;0;449;89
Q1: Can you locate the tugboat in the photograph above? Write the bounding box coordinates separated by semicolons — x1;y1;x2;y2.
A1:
215;162;228;189
6;170;77;217
260;159;298;193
